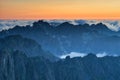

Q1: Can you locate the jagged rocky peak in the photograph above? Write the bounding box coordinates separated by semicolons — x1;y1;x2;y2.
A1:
92;22;109;29
82;23;90;26
14;25;21;28
87;53;96;56
65;56;71;60
32;20;51;27
84;53;97;59
58;22;73;27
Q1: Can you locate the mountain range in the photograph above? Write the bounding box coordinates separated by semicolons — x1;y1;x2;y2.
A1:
0;20;120;80
0;20;120;55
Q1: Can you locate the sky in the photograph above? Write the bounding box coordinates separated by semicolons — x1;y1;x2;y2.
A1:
0;0;120;19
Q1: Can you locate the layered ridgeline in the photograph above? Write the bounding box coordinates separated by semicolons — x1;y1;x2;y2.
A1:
0;20;120;80
0;20;120;55
0;35;57;61
0;50;120;80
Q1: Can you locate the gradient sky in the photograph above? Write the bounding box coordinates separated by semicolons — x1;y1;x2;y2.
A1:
0;0;120;19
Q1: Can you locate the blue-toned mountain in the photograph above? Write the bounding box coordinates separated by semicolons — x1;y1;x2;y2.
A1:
0;20;120;55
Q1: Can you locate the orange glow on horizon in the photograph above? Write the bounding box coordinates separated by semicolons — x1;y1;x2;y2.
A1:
0;0;120;20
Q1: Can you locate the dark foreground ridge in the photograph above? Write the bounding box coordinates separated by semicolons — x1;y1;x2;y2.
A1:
0;50;120;80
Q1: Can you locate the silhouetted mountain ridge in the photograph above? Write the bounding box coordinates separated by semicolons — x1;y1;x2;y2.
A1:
0;20;120;55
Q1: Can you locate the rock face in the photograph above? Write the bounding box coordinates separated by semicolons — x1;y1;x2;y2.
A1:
0;50;120;80
0;20;120;55
0;50;55;80
0;50;27;80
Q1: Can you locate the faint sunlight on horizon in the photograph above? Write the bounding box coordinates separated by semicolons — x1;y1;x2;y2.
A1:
0;0;120;20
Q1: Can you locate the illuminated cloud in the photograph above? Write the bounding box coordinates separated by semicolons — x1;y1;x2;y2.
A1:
0;20;35;31
60;52;87;59
86;20;120;31
60;52;118;59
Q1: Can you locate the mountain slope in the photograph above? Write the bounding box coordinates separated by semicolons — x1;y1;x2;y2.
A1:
0;35;57;61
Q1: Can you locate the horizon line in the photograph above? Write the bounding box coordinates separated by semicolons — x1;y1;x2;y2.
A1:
0;18;120;20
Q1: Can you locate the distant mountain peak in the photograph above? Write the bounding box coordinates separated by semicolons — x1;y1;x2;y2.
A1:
58;22;73;27
96;22;106;27
84;53;97;58
32;20;51;27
